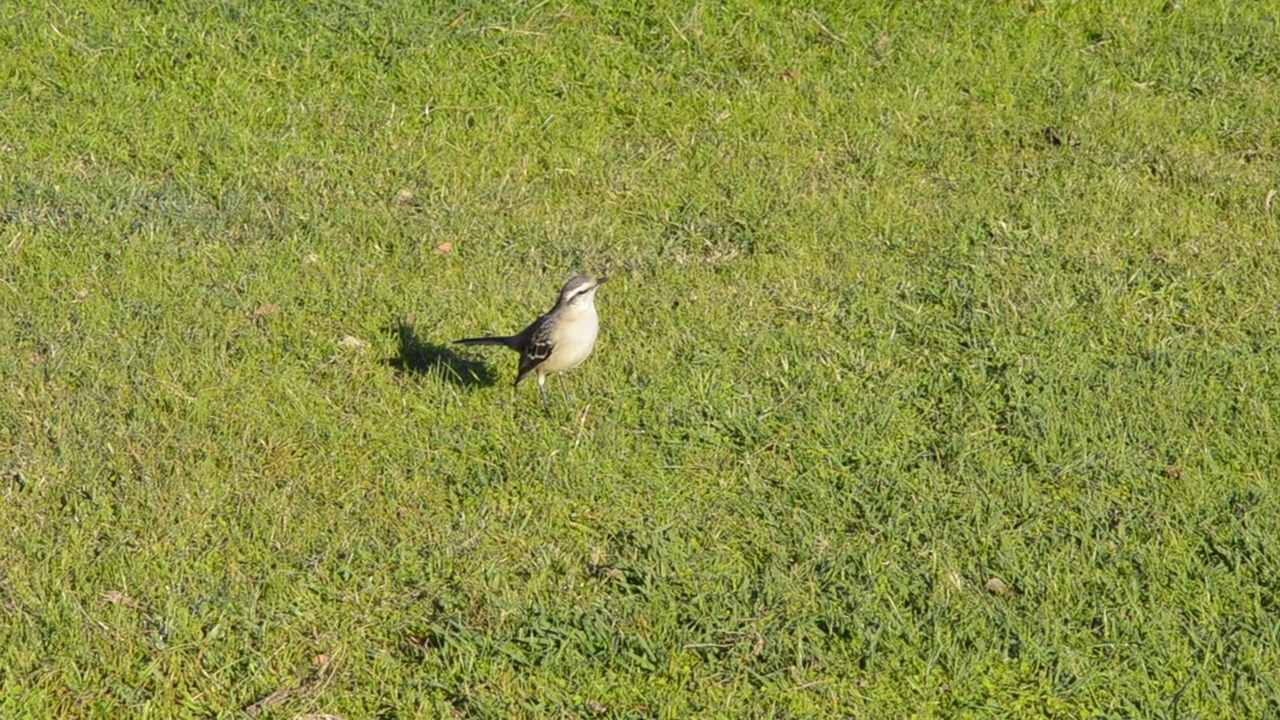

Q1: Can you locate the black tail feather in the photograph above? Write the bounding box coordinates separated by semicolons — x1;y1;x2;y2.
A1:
454;336;513;348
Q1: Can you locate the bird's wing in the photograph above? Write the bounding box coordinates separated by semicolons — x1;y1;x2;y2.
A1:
515;315;555;384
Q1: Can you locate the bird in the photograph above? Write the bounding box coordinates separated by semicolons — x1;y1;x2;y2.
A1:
455;275;608;410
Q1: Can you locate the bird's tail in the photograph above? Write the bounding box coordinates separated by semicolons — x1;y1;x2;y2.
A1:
454;335;515;348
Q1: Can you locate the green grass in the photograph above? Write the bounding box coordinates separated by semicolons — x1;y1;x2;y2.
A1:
3;0;1280;717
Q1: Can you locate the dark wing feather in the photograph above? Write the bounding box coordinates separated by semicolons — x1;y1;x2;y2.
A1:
514;315;555;385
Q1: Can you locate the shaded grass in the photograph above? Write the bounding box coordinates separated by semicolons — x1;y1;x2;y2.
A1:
3;0;1280;717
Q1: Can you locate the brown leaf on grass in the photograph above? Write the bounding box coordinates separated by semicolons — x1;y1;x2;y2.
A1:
394;188;416;205
338;335;368;350
874;34;890;55
254;304;280;318
434;241;454;255
1266;189;1276;211
244;687;295;717
985;577;1009;596
74;289;90;302
101;590;141;608
779;68;796;80
1163;465;1182;481
294;715;344;720
244;652;341;717
586;699;609;715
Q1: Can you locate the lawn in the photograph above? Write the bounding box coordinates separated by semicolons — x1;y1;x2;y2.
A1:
3;1;1280;717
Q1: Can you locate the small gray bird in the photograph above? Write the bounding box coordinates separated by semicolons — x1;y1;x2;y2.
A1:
455;275;608;410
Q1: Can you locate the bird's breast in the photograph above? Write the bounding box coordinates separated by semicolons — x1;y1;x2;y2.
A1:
544;307;598;373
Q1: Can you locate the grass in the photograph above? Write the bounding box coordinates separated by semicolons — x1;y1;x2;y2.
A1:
3;0;1280;716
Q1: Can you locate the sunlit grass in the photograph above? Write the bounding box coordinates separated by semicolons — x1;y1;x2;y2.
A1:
2;1;1279;717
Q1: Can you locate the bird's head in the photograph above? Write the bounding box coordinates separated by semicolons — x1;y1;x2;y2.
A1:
559;274;608;307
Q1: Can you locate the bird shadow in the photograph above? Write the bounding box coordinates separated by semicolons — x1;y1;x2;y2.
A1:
385;320;497;388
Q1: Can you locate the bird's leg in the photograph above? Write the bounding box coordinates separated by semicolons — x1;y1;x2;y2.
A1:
557;374;573;407
537;375;551;415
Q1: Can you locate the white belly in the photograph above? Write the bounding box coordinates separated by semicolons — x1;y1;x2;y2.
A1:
542;307;598;374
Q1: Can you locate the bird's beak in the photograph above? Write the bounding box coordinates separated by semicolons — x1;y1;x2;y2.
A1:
596;276;609;286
